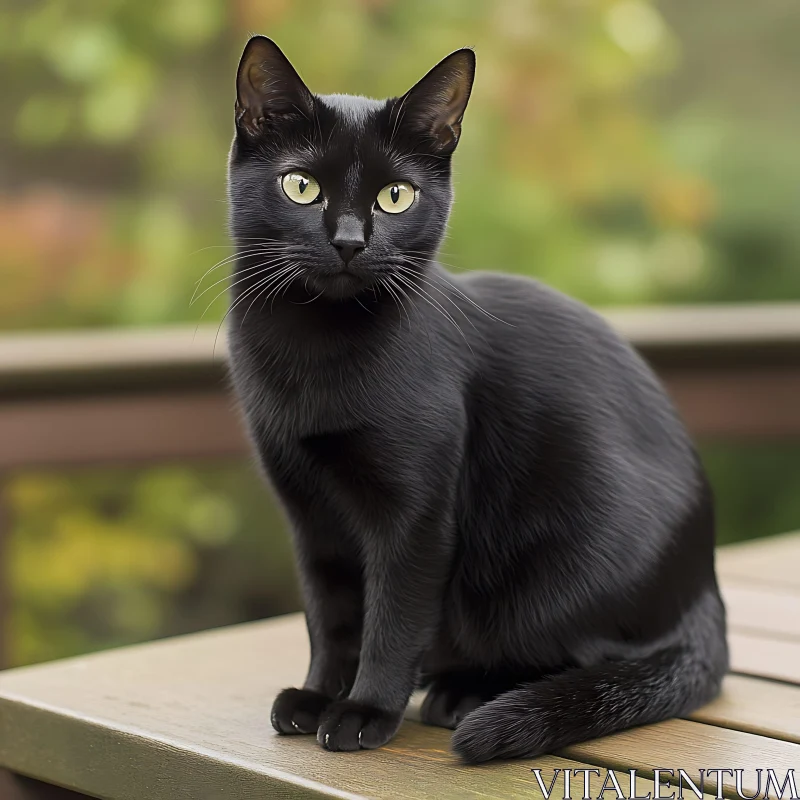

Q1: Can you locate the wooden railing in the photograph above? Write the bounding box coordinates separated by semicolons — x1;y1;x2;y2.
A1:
1;303;800;666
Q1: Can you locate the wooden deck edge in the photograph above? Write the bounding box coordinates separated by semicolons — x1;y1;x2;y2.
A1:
0;694;362;800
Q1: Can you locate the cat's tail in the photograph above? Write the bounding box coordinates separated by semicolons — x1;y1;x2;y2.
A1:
451;645;726;763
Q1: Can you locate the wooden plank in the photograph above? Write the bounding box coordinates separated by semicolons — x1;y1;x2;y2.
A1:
719;533;800;684
729;630;800;685
0;392;249;469
0;612;791;800
0;615;636;800
561;718;800;800
721;582;800;640
690;674;800;745
717;531;800;591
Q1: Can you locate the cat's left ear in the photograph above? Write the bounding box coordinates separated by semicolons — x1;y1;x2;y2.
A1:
235;36;314;136
396;48;475;153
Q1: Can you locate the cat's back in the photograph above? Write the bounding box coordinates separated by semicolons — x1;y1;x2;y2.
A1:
458;270;664;390
453;268;695;462
458;269;630;360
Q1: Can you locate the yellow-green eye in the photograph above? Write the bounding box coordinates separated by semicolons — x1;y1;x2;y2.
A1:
282;171;321;204
377;181;415;214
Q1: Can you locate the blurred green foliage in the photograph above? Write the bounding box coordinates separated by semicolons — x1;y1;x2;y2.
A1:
1;0;799;665
0;0;715;330
9;465;299;666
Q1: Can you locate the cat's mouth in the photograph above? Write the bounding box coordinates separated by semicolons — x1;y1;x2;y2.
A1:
307;265;376;300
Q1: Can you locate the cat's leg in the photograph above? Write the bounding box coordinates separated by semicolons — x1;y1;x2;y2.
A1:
264;455;365;736
271;551;363;735
316;464;460;752
315;520;455;751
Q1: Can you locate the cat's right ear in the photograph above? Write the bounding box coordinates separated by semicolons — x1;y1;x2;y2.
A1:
395;48;476;154
235;36;314;137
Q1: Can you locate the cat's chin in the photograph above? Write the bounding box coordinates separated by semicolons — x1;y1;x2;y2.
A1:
307;270;375;301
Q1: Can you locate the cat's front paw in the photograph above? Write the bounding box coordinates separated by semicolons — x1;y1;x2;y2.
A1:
420;681;484;730
271;688;332;735
316;699;403;751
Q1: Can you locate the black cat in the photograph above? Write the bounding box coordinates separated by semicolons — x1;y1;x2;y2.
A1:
225;36;728;763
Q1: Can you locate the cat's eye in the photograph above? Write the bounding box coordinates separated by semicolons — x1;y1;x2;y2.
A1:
282;171;321;204
376;182;415;214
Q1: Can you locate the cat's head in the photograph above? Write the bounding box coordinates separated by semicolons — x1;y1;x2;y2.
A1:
228;36;474;301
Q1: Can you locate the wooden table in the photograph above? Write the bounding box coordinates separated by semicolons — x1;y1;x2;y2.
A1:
0;532;799;800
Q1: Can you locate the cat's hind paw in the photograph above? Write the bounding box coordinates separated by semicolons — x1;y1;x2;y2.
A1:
420;681;485;729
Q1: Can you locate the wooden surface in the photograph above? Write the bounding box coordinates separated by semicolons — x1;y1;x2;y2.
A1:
690;674;800;744
0;616;613;800
717;530;800;591
0;532;799;799
717;531;800;685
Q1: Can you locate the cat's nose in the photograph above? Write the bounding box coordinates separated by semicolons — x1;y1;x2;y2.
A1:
330;215;366;264
330;236;366;265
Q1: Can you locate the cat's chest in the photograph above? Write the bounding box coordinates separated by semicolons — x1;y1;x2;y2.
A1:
230;337;397;437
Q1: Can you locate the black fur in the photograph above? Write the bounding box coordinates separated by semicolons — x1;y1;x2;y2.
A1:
226;36;728;763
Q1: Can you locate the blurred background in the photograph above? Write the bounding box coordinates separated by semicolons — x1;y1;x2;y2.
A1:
1;0;799;668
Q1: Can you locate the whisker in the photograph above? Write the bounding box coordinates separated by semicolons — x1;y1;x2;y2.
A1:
212;263;297;354
379;277;408;330
280;267;301;300
241;262;298;324
191;245;293;298
240;264;298;322
191;256;289;305
255;267;298;314
388;277;414;331
230;236;293;242
293;285;325;305
189;238;287;255
269;267;304;313
399;256;514;326
188;236;291;261
395;265;478;333
354;296;375;315
192;247;271;290
199;258;293;318
392;273;474;357
430;273;515;328
386;275;432;356
403;248;459;267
